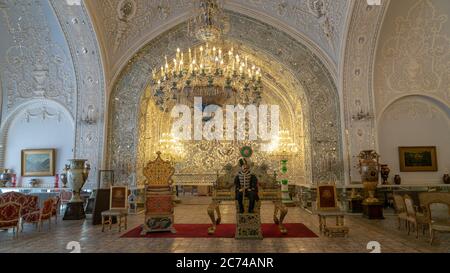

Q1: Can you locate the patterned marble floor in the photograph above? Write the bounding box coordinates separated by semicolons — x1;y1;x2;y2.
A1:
0;197;449;253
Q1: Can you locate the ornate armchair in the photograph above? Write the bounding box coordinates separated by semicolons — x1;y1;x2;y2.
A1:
404;194;428;238
101;186;128;232
316;183;349;237
207;161;288;237
141;152;176;234
51;196;61;224
418;192;450;244
22;198;54;232
0;192;39;216
0;202;21;238
393;194;408;230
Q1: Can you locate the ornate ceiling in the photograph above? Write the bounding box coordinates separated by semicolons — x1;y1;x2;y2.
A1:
84;0;351;85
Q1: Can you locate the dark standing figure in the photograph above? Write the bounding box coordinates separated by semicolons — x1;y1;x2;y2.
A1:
235;158;259;213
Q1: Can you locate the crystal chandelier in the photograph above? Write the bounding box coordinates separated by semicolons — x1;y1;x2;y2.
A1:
158;132;186;162
151;0;263;111
265;130;298;156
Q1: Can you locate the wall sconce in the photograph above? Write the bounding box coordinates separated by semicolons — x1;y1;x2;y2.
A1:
352;99;373;121
82;105;97;125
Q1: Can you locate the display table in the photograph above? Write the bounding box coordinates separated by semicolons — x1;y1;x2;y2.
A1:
362;202;384;219
296;183;450;212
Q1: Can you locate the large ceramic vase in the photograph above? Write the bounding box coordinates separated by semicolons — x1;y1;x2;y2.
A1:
357;150;380;204
67;159;90;202
63;159;90;220
0;169;12;187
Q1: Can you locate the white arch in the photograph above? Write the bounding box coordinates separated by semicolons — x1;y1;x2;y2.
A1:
376;94;450;130
0;99;75;168
99;8;338;99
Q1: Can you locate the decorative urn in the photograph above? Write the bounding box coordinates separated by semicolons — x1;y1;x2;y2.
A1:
380;164;390;185
357;150;380;204
0;169;12;187
66;159;90;203
443;174;450;184
394;175;401;185
60;164;70;188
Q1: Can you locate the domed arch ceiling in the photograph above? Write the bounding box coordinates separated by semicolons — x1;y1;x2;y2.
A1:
85;0;351;84
108;11;343;185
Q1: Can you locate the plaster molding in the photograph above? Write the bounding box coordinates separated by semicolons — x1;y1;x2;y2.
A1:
0;99;75;168
341;0;389;183
50;0;106;187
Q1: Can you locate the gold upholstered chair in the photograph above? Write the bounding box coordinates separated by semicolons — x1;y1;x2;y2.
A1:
101;186;128;232
404;194;428;238
316;183;348;237
392;194;408;230
419;192;450;244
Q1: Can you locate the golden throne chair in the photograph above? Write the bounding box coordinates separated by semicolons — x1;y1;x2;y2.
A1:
141;152;176;234
207;162;288;238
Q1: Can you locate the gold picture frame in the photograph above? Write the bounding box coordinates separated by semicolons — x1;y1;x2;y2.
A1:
399;146;437;172
21;149;56;177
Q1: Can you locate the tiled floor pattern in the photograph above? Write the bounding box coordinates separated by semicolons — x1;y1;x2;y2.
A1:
0;197;449;253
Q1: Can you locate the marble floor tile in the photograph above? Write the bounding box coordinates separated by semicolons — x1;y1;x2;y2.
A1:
0;197;449;253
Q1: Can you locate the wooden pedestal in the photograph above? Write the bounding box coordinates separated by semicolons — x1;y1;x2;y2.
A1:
348;198;363;213
63;202;86;220
362;202;384;219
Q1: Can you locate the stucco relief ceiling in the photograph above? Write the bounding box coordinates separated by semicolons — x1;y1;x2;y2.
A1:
84;0;350;84
374;0;450;116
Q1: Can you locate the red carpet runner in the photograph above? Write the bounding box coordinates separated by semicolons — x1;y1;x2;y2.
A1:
121;223;317;238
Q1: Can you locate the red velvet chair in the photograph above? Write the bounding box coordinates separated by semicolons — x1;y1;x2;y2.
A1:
22;198;54;232
0;202;22;238
0;192;39;216
51;196;61;224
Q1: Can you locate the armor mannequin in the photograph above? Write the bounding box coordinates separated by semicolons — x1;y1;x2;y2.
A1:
234;158;259;213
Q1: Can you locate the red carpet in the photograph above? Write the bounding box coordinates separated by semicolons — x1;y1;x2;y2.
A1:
120;223;317;238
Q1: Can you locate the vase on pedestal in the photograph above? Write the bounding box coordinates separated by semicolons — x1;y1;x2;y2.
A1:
280;159;294;206
63;159;90;220
357;150;380;204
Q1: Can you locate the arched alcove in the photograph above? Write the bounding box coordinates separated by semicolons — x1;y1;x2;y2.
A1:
107;11;343;186
1;99;75;186
378;95;450;184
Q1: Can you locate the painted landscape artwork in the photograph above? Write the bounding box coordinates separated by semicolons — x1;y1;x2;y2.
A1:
21;149;55;176
399;147;437;172
26;154;50;172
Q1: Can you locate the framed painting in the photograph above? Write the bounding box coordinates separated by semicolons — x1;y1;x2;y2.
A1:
21;149;55;177
98;170;114;189
110;186;128;210
399;146;437;172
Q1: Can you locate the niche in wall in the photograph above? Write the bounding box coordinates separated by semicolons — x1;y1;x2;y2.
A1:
4;104;74;187
378;95;450;184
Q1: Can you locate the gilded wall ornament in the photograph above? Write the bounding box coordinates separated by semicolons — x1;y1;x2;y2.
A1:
107;11;343;186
